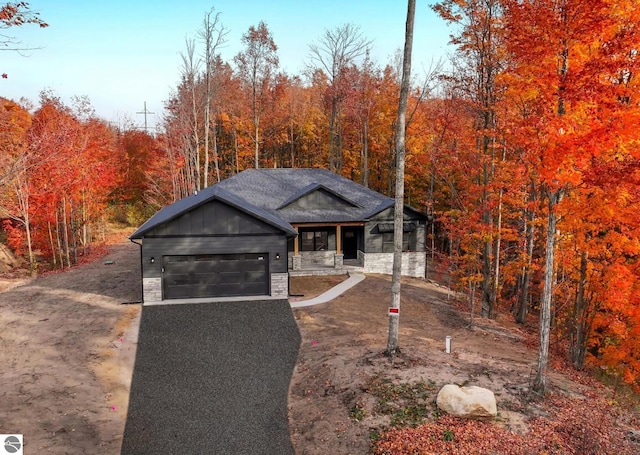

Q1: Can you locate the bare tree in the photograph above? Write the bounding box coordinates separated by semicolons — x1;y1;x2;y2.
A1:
199;8;227;186
309;23;371;173
234;21;278;169
179;38;201;192
387;0;416;356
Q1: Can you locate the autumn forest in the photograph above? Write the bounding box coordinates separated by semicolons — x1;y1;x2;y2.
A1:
2;0;640;394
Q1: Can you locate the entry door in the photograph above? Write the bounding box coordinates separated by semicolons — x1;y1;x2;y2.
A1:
162;254;268;299
342;228;361;260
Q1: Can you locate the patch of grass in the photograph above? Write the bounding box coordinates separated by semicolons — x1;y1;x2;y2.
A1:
349;404;367;421
442;428;455;441
390;404;430;427
364;376;438;428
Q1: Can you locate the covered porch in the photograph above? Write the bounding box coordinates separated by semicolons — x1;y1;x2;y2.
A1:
287;221;427;279
288;222;364;273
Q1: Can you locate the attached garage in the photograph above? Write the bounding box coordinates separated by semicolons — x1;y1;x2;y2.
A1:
162;253;269;299
130;186;297;303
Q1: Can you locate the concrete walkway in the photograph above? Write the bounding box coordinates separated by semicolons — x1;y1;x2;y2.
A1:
289;273;366;308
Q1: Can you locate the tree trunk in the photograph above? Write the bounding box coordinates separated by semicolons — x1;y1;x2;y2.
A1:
254;115;260;168
386;0;415;356
15;177;35;274
363;118;369;188
336;110;343;173
514;185;536;324
62;198;71;269
48;221;57;268
492;186;503;312
329;100;337;172
82;190;88;255
532;189;562;395
290;117;296;167
212;121;221;183
481;234;494;318
570;250;589;369
469;274;476;328
55;208;64;269
204;93;210;188
233;129;239;174
69;198;78;265
190;74;200;191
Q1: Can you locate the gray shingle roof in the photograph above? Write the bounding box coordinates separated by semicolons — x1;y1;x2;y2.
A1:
131;168;398;239
217;168;394;223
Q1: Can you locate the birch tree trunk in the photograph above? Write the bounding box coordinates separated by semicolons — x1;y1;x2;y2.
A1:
386;0;415;356
532;189;562;394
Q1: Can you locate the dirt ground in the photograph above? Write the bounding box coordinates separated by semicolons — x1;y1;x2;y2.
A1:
287;274;544;454
0;234;141;454
0;236;637;454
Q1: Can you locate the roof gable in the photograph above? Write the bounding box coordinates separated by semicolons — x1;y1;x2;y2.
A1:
277;183;362;210
130;186;297;239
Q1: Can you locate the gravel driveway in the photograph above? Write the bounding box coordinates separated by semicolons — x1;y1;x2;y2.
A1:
121;299;300;454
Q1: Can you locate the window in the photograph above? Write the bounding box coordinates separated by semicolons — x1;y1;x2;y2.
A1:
382;233;394;253
300;230;329;251
382;232;412;253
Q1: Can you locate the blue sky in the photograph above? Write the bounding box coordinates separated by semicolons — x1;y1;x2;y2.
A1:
1;1;454;131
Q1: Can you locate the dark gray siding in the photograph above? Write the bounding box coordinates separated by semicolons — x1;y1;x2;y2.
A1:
364;207;427;253
146;200;282;237
364;220;383;253
285;189;354;211
141;236;288;279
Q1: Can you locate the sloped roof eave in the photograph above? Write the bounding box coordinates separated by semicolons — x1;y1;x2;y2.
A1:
362;200;396;219
129;188;297;239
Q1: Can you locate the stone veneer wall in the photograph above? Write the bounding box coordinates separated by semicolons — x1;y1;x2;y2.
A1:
299;251;335;266
270;273;289;298
362;252;426;278
143;277;162;303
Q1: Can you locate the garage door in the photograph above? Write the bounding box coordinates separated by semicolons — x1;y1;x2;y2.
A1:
162;254;269;299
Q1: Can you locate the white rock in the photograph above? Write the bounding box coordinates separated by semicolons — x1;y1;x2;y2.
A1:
436;384;497;419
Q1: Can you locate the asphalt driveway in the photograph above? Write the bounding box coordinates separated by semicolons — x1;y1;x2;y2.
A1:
121;299;300;454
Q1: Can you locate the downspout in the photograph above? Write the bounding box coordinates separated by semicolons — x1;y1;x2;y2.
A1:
129;238;144;304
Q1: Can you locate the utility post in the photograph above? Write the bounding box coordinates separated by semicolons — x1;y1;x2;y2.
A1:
137;102;155;132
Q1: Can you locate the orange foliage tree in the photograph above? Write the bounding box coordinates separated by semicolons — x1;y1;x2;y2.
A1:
502;0;640;393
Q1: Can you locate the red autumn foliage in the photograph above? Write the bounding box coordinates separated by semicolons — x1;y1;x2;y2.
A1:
373;392;639;455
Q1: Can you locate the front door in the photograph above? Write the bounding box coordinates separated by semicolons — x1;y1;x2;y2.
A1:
342;227;361;260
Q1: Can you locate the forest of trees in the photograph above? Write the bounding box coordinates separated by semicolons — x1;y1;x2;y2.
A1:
2;1;640;393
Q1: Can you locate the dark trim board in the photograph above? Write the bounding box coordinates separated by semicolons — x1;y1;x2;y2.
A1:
143;233;287;239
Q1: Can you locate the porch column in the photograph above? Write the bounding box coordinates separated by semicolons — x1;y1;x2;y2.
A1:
292;225;301;270
334;223;343;269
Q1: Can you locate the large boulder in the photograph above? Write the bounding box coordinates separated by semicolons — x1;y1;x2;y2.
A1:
436;384;497;419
